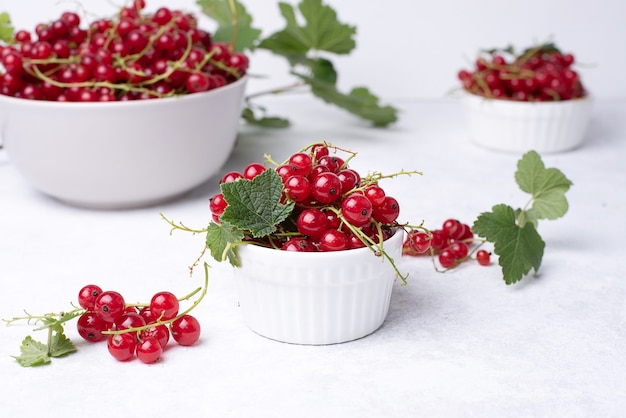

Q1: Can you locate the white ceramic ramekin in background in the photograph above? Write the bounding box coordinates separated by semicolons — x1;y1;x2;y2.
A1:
232;229;405;345
462;93;592;154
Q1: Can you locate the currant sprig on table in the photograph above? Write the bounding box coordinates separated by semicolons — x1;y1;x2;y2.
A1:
402;151;573;285
3;263;209;367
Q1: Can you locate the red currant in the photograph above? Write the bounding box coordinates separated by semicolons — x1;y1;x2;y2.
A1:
170;315;201;346
476;249;491;266
296;208;329;240
243;163;266;180
136;336;163;364
281;237;317;252
76;311;111;342
311;172;342;204
94;290;126;323
78;284;103;310
372;196;400;224
341;193;373;227
107;333;137;362
318;229;349;252
150;291;180;321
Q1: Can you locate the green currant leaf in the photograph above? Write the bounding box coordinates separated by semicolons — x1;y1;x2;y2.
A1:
241;107;290;128
296;73;398;126
13;336;50;367
515;150;573;220
473;204;545;285
258;0;356;57
205;221;245;266
0;12;14;43
310;57;337;85
197;0;262;52
219;169;295;237
49;327;76;358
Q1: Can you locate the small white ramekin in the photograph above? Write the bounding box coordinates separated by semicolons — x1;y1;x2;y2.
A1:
232;229;404;345
462;93;592;154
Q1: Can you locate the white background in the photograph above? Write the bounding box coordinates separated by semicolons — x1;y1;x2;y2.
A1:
3;0;626;100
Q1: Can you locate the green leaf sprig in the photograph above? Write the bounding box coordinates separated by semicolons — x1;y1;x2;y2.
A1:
472;150;573;285
0;12;14;43
198;0;398;127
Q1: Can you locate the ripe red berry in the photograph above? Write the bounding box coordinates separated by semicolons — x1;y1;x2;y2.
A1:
78;284;103;310
107;333;137;362
94;290;126;323
476;249;491;266
170;315;201;346
150;291;180;321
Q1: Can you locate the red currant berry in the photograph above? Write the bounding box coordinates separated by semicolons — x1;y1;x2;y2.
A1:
138;306;159;324
404;231;431;254
442;219;465;240
310;143;329;161
114;312;147;338
78;284;103;310
170;315;201;346
337;169;360;194
136;336;163;364
476;249;491;266
141;325;170;349
341;193;373;227
311;172;342;204
447;241;469;259
296;208;329;240
318;229;349;252
372;196;400;224
316;155;344;172
438;248;457;269
150;291;179;321
220;171;243;184
76;311;111;342
107;333;137;362
94;291;126;323
284;175;311;202
210;193;228;216
364;185;386;206
288;152;313;176
281;237;317;252
243;163;266;180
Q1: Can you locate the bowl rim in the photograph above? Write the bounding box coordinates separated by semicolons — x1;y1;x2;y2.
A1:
0;74;247;109
236;227;404;261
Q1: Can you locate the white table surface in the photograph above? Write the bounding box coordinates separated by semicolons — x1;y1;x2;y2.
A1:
1;96;625;418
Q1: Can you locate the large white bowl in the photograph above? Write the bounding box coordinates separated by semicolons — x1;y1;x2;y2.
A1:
462;92;592;154
233;229;405;345
0;76;247;209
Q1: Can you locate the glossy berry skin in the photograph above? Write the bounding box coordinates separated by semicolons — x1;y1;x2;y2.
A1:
107;333;137;361
318;229;349;252
284;175;311;202
403;230;431;255
78;284;103;310
341;193;373;227
288;152;313;176
209;193;228;216
94;291;126;323
337;169;360;194
136;336;163;364
447;241;469;259
150;291;179;321
220;171;243;184
141;325;170;349
281;237;316;252
76;311;111;342
364;185;386;206
442;219;465;241
243;163;266;180
476;249;491;266
438;248;457;269
114;312;147;338
296;209;329;240
372;196;400;224
311;172;342;204
170;315;201;346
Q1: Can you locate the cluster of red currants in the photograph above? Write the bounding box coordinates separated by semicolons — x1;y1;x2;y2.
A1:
0;0;248;101
403;218;491;269
210;143;402;252
458;43;586;102
76;284;201;364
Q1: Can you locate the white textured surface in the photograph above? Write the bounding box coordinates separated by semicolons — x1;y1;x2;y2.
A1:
0;97;625;417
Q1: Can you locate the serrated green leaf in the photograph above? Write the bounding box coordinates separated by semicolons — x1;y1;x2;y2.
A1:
311;57;337;84
197;0;262;51
13;336;50;367
220;169;295;237
258;0;356;57
49;328;76;358
0;12;14;43
515;150;573;220
241;107;290;128
473;204;545;285
205;221;245;266
296;73;398;126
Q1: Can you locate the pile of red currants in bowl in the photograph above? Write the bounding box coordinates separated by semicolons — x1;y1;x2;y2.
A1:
0;0;248;101
457;42;586;102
